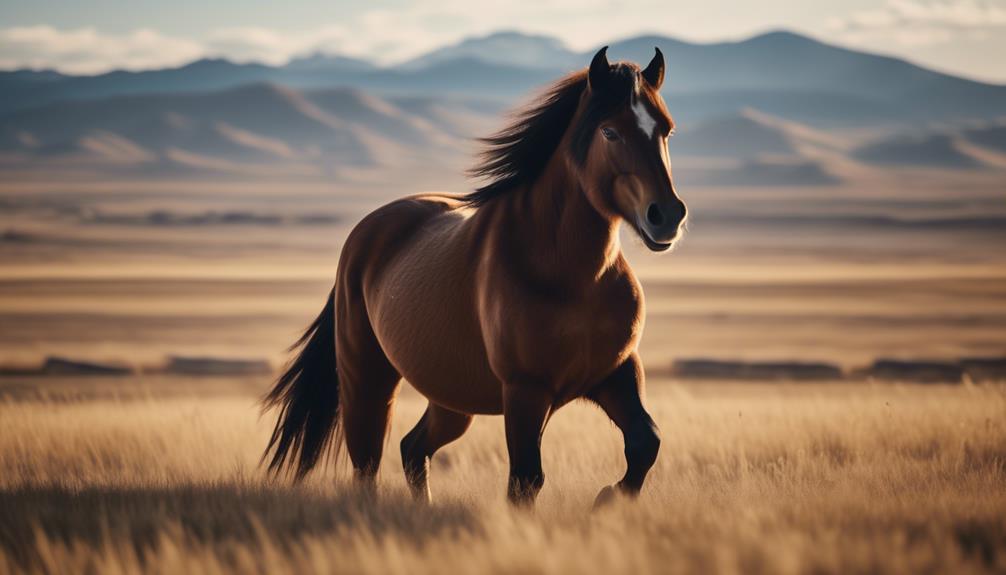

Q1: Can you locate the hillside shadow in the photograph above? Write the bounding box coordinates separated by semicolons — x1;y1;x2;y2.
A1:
0;483;479;567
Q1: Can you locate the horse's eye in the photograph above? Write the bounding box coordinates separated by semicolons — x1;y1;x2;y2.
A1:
601;127;619;141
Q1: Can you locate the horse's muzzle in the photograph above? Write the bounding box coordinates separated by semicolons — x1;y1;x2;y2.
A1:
638;200;686;251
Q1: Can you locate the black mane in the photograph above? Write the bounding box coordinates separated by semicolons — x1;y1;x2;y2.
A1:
464;63;639;207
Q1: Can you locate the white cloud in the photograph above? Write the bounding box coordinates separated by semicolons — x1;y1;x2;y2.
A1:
204;26;351;65
205;27;296;65
0;0;670;74
1;1;1003;81
829;0;1006;46
0;26;204;74
0;17;476;73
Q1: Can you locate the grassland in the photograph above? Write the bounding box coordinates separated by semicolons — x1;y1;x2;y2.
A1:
1;170;1005;573
1;378;1004;574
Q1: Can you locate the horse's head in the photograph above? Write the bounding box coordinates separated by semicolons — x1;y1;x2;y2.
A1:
574;47;686;252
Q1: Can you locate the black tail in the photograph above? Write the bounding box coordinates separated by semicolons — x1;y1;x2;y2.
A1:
263;288;340;479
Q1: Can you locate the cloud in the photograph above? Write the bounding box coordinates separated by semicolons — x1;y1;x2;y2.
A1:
2;1;1003;78
204;26;350;65
203;17;451;66
0;0;667;74
0;26;204;74
0;18;469;73
828;0;1006;46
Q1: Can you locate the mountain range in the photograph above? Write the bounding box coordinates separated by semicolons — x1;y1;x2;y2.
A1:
2;30;1005;182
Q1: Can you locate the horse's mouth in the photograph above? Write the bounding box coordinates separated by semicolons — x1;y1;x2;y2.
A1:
640;233;673;252
634;219;676;252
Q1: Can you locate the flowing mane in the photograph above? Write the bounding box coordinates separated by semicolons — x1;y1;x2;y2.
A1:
464;63;640;207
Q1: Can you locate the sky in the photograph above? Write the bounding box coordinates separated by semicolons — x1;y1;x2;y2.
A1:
1;0;1005;83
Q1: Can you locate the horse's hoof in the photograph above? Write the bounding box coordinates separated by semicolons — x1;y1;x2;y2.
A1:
591;485;619;510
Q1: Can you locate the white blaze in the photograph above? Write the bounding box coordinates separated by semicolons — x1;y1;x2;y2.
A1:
632;94;659;140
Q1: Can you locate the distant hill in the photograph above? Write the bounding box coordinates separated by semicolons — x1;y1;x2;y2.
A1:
605;31;1006;125
4;77;1002;181
3;30;1005;127
962;120;1006;153
854;133;983;168
399;31;581;71
673;108;841;158
285;52;375;72
666;108;845;185
853;120;1006;169
3;29;1006;181
387;95;502;138
0;83;465;177
677;156;841;187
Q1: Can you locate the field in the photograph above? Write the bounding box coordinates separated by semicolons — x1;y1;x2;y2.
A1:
1;378;1005;574
1;166;1005;574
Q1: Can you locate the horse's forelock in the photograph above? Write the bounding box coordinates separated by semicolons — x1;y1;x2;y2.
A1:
570;63;640;164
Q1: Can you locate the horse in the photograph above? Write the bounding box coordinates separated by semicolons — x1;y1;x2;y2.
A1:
263;46;687;507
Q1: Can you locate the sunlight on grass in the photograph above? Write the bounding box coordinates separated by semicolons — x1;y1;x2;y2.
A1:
1;382;1004;573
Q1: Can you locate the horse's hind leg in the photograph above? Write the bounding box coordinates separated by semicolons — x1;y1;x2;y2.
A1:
337;302;401;490
401;403;473;502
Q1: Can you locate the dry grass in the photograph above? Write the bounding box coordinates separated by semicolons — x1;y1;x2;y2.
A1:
1;380;1004;574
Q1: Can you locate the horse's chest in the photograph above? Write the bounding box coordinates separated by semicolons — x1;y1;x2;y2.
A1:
554;304;638;386
492;282;643;396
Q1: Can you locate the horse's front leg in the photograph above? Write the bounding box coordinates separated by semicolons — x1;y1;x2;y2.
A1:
503;382;552;505
588;353;661;507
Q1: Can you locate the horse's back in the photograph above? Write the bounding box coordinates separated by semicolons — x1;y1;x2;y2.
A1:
338;193;459;279
337;193;503;414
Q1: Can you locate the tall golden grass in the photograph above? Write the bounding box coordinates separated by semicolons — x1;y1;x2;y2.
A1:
1;381;1004;574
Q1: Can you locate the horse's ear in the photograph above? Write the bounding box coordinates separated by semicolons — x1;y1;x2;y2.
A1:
588;46;611;92
642;47;664;90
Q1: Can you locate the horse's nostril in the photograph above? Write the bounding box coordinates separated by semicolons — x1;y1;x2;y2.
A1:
646;203;664;227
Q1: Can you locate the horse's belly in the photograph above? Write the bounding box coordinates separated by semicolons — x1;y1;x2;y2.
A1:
365;219;502;414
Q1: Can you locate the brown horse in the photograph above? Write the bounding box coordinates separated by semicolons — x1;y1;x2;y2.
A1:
263;47;686;506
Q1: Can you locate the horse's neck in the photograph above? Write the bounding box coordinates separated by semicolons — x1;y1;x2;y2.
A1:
496;156;621;288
